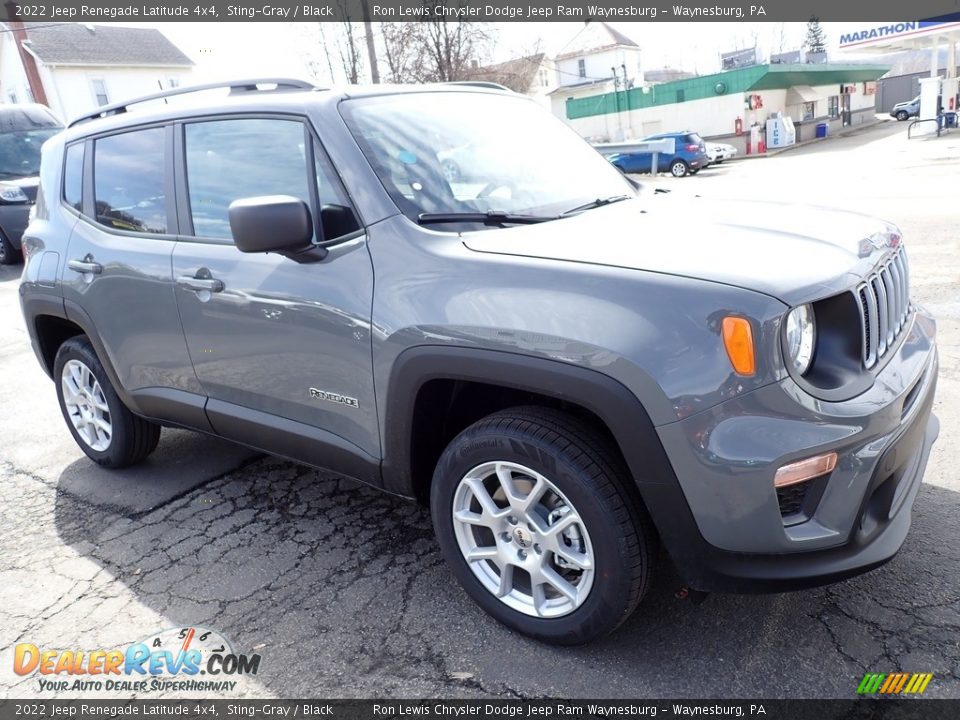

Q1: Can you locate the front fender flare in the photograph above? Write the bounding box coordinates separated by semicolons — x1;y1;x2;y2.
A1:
380;345;677;496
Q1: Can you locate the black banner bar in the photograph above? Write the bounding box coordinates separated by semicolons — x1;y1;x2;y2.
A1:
1;0;959;22
0;700;957;720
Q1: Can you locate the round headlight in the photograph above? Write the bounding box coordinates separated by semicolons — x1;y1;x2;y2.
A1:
785;304;816;375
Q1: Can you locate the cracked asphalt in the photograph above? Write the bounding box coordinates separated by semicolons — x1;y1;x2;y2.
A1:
1;120;958;700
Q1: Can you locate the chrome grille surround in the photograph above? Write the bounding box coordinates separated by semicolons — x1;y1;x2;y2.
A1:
855;247;910;369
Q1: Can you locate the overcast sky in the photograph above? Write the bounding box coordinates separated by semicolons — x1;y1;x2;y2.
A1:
144;21;870;84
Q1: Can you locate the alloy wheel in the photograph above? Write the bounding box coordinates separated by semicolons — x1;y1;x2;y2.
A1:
451;460;595;618
61;359;112;451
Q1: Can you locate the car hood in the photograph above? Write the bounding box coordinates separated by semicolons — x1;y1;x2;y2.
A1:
462;196;901;306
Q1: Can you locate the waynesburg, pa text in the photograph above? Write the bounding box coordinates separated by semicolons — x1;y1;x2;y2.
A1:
369;704;767;717
370;3;763;18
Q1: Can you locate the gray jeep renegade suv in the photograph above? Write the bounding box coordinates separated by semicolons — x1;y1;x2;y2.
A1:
20;80;939;644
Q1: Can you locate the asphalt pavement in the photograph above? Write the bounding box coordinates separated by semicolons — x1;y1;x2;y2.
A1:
1;119;958;699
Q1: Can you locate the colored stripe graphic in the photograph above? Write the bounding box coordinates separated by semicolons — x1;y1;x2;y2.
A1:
858;673;933;694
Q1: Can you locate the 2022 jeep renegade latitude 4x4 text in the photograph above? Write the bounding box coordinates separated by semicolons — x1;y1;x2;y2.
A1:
20;80;939;644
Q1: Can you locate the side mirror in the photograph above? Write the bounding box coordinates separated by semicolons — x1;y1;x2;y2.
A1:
228;195;327;263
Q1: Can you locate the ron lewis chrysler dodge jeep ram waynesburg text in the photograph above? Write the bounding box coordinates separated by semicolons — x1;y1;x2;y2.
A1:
20;79;939;644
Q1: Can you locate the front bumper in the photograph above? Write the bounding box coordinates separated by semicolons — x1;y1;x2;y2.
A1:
646;308;939;593
0;203;30;249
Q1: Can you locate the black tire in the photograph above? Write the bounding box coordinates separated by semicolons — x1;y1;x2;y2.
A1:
430;406;654;645
54;336;161;468
0;230;21;265
669;160;689;178
896;111;909;121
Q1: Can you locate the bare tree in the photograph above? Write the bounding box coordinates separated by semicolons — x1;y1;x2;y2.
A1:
337;20;364;84
298;24;337;84
379;7;495;84
419;9;495;82
380;23;427;83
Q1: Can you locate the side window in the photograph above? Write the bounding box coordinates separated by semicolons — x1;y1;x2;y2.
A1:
63;143;83;212
314;142;360;240
185;119;311;240
94;128;167;234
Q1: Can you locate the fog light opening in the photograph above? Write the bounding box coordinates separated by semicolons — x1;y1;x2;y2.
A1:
774;452;838;488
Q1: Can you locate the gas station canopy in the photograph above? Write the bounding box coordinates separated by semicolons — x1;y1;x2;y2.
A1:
838;19;960;135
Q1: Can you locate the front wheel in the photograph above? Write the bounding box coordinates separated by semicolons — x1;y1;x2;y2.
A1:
669;160;689;177
54;336;161;468
430;407;653;645
896;110;909;121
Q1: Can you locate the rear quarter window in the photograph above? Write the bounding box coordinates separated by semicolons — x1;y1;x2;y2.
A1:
62;143;83;212
93;128;167;234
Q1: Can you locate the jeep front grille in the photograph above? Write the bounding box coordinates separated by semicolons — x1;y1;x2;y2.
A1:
855;248;910;369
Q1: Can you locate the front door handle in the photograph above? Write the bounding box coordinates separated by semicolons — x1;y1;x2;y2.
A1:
68;257;102;275
177;275;224;293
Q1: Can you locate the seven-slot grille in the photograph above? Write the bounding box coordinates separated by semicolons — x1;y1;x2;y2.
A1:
855;247;910;369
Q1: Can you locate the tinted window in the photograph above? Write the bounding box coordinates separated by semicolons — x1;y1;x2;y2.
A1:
686;133;704;145
185;119;311;240
63;143;83;212
94;128;167;234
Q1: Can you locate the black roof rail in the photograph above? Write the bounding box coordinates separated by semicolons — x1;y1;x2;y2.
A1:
68;78;317;128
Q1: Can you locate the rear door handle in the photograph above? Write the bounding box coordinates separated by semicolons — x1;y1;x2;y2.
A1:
68;258;102;275
177;275;224;293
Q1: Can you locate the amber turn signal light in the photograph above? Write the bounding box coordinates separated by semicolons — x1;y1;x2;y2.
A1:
774;452;838;488
721;316;756;376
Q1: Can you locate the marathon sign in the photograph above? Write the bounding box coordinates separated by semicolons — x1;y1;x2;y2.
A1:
839;19;960;48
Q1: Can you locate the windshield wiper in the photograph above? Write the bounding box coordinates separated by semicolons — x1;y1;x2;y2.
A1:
560;194;632;217
417;211;558;227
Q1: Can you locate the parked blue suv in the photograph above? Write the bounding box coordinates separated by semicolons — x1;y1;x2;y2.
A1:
609;131;710;178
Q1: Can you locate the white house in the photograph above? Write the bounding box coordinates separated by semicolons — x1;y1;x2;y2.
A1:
549;22;643;141
0;22;193;123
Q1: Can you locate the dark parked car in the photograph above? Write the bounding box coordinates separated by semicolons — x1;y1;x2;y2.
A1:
0;104;63;264
609;131;710;177
20;80;939;645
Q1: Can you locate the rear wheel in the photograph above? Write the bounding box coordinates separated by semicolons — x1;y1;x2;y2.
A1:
54;336;161;468
430;407;653;645
669;160;689;178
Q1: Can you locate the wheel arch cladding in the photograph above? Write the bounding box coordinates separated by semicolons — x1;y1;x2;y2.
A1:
380;346;681;504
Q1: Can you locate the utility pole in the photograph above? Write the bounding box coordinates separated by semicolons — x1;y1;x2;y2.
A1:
611;66;623;140
361;1;380;83
613;64;633;138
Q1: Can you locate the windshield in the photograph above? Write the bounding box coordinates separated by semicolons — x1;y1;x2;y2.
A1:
340;92;632;225
0;128;59;179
